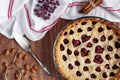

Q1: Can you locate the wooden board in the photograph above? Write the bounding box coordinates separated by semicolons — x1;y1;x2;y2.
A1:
0;19;120;80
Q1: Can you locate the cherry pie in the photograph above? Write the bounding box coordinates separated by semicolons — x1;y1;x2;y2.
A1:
54;17;120;80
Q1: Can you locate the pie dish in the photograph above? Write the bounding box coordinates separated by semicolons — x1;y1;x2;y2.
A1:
54;17;120;80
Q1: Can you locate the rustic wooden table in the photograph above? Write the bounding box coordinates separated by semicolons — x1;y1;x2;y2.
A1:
0;19;120;80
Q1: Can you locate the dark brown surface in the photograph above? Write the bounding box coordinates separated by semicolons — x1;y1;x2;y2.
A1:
0;18;120;80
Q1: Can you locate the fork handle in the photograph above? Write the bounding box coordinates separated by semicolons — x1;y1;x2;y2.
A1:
29;51;50;75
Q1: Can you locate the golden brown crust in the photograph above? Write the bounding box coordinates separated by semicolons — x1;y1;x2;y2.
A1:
54;17;120;80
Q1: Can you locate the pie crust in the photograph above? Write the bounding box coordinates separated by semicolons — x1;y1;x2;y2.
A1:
54;17;120;80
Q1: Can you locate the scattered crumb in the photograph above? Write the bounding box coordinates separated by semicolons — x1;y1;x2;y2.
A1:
30;68;36;73
30;76;37;80
17;52;23;59
15;73;19;79
23;54;28;61
14;61;20;67
33;65;38;71
4;49;10;56
24;64;30;71
11;48;16;54
2;62;9;68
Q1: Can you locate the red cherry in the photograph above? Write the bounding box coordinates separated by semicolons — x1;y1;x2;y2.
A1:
95;67;101;72
102;72;107;78
101;35;106;41
72;39;81;47
83;66;89;71
68;64;73;69
60;44;64;51
74;50;79;56
90;74;96;78
94;55;103;64
93;38;98;43
105;54;111;60
98;27;104;32
62;55;67;61
75;60;80;66
81;35;90;43
107;45;113;51
95;45;104;53
67;49;72;55
81;48;89;57
115;41;120;49
108;35;113;41
76;71;82;76
63;39;69;44
87;27;93;31
105;64;110;69
85;59;91;64
77;28;82;32
86;42;92;47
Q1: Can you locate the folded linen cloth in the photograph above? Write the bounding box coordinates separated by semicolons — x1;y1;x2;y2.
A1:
61;0;120;21
0;0;70;41
0;0;120;41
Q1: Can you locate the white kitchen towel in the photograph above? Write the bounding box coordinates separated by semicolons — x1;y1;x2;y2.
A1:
0;0;29;24
0;0;70;41
0;0;120;41
61;0;120;21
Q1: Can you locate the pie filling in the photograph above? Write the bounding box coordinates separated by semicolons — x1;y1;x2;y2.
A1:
55;18;120;80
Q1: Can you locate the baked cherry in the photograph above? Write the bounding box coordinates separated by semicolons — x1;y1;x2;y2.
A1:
85;78;89;80
81;22;86;25
95;45;104;53
81;35;90;43
67;49;72;55
69;30;74;35
105;64;110;69
92;21;97;25
112;64;119;70
114;54;120;59
115;41;120;49
102;72;107;78
95;67;101;72
86;42;92;47
106;26;111;30
75;60;80;66
72;39;81;47
77;28;83;32
93;38;98;43
64;32;68;35
94;55;103;64
60;44;64;51
74;50;79;56
106;55;111;61
110;72;115;77
83;66;89;71
76;71;82;76
85;59;91;64
68;64;73;69
63;39;69;44
108;35;113;41
87;27;93;31
90;74;96;78
62;55;67;61
101;35;106;41
81;48;89;57
98;27;104;32
107;45;113;51
105;54;111;60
